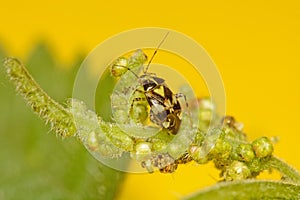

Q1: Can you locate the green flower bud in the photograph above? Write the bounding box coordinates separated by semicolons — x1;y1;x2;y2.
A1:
211;139;232;160
131;141;152;161
252;137;273;158
224;161;251;181
236;143;255;162
110;57;129;77
87;131;99;151
189;145;209;164
247;157;262;174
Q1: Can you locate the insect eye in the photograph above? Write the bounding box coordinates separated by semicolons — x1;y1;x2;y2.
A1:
153;77;165;84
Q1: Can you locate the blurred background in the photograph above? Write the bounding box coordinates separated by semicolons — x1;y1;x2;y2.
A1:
1;1;300;199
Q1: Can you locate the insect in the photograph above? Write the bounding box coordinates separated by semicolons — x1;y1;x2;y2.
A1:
141;153;177;173
110;32;188;135
141;152;193;173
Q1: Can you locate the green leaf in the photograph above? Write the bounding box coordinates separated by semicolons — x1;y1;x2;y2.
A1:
183;180;300;200
0;42;125;199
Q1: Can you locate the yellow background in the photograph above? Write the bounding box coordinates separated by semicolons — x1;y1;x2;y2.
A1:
1;1;300;199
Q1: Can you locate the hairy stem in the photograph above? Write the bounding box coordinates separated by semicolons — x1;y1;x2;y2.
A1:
3;57;300;184
3;57;76;137
269;156;300;184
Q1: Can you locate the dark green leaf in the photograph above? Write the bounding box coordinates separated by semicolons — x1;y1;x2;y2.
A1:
0;42;125;199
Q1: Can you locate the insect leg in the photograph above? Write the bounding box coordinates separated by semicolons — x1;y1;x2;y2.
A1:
129;89;146;111
129;89;148;123
175;93;189;109
175;93;194;128
131;97;147;105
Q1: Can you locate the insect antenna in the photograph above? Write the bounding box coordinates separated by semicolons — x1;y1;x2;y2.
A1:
113;64;139;78
144;32;170;74
123;65;139;78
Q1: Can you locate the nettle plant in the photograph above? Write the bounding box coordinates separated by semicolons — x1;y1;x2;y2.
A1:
2;34;300;199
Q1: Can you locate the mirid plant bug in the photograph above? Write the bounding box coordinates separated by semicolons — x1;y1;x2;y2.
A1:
110;32;188;135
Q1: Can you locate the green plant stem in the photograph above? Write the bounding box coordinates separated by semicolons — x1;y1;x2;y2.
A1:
3;57;76;137
3;57;300;187
269;156;300;184
183;180;300;200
